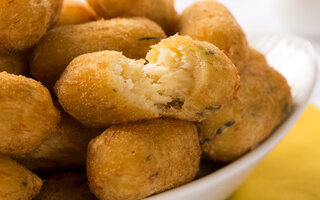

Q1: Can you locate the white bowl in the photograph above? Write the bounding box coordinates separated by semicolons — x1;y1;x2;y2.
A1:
146;32;318;200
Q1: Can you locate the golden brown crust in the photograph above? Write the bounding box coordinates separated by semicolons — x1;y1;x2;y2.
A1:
87;119;201;200
30;17;166;90
0;72;60;155
86;0;178;35
55;50;160;128
198;61;292;162
178;0;249;72
55;0;99;27
0;0;63;53
0;52;27;75
147;35;240;121
13;102;103;171
55;35;239;127
47;0;64;28
36;172;96;200
247;47;268;66
0;156;42;200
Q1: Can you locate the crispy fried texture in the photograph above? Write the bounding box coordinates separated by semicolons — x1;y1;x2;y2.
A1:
198;61;292;162
179;0;249;72
0;52;26;75
36;172;96;200
0;156;42;200
248;47;268;65
55;51;159;128
55;0;99;27
87;119;201;200
30;17;166;90
0;72;60;155
13;102;102;171
0;0;63;53
55;35;239;127
86;0;177;35
146;35;239;121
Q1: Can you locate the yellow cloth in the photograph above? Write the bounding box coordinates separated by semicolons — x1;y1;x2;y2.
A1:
229;105;320;200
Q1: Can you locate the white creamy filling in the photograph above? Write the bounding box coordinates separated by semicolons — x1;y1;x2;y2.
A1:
111;45;195;110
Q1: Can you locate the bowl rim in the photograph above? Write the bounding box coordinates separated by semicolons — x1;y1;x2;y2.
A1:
147;31;318;199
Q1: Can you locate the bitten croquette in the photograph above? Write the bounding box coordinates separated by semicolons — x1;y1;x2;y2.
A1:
55;35;239;127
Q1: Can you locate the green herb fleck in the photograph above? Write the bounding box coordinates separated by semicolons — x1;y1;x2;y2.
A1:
196;112;205;117
22;181;28;187
1;46;17;54
145;155;152;161
164;98;184;110
200;138;211;145
225;121;236;127
199;46;214;55
139;37;160;41
216;127;223;135
206;105;221;110
216;121;236;135
174;98;184;108
283;102;291;115
112;88;117;93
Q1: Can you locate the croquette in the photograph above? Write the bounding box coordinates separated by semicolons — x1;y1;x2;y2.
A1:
248;47;268;65
0;72;60;155
0;0;63;53
87;119;201;200
0;156;42;200
36;172;96;200
13;102;102;171
30;17;166;90
55;35;239;127
198;61;292;162
55;0;99;27
86;0;177;34
179;0;249;72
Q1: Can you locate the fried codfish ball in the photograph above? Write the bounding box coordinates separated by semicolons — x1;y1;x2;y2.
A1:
87;119;201;200
55;35;239;127
36;172;96;200
179;0;249;72
30;17;166;90
198;62;292;162
0;52;27;75
0;156;42;200
248;47;268;65
55;0;99;27
86;0;177;34
0;72;60;155
0;0;63;53
13;102;102;171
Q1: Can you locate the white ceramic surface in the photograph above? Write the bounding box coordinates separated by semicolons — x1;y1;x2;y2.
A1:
266;0;320;36
146;32;318;200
